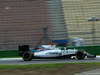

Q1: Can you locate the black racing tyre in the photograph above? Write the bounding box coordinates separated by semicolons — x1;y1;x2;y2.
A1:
75;50;86;60
22;51;33;61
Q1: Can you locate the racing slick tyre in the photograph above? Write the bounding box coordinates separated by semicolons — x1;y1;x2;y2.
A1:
75;50;86;60
22;51;33;61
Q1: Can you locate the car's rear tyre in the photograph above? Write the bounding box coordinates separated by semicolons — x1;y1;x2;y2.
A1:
75;50;86;60
22;51;33;61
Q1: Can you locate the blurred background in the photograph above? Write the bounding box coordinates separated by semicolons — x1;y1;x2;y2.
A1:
0;0;100;50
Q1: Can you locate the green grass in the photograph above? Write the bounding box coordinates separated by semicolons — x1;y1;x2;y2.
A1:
0;64;62;69
0;62;100;69
0;62;100;75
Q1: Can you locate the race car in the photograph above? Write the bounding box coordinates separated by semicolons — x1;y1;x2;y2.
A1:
18;45;96;61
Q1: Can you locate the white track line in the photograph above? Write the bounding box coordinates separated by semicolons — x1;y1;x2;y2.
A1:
0;58;22;60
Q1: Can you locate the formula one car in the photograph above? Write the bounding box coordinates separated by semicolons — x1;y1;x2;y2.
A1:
18;45;96;61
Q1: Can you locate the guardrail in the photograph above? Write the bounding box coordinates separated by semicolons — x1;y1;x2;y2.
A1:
0;50;19;58
0;45;100;57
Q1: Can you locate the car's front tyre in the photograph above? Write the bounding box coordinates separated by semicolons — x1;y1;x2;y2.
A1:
75;50;86;60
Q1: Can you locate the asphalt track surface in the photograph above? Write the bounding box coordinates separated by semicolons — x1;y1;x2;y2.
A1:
0;56;100;65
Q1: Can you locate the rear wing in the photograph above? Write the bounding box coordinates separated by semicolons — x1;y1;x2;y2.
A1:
18;45;29;56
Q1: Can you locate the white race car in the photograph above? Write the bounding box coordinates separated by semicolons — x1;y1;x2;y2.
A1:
18;45;96;61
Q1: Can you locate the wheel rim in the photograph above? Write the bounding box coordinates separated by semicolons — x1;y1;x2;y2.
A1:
24;53;31;59
22;52;32;60
77;52;84;58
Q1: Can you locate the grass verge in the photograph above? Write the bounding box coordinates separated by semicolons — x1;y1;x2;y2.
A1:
0;62;100;75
